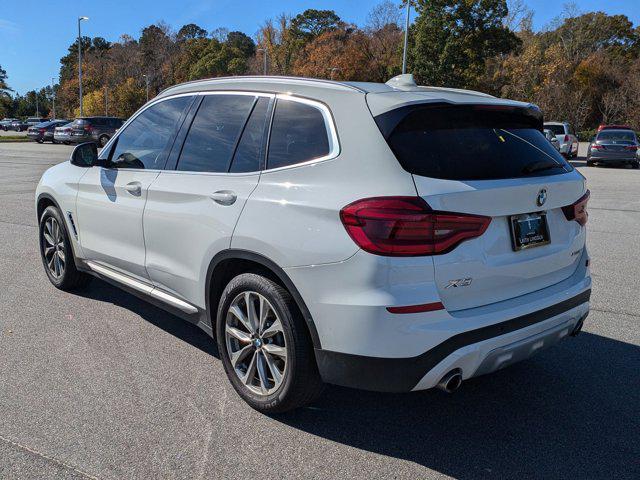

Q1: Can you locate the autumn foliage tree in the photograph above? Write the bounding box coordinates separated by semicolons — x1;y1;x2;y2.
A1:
3;1;637;135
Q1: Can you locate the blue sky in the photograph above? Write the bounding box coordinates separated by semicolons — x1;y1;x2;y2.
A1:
1;0;639;94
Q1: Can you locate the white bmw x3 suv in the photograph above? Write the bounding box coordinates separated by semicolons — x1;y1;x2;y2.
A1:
36;74;591;412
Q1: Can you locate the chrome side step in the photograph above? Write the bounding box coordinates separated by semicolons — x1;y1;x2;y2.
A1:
85;261;198;314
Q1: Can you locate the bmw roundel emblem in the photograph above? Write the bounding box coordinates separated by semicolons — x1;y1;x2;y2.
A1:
536;189;547;207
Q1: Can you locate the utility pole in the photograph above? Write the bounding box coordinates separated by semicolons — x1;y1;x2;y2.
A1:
402;1;411;74
78;16;89;116
104;85;108;116
51;78;56;118
257;48;268;75
143;74;149;102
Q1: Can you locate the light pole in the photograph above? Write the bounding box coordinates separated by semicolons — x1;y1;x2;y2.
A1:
143;74;149;102
402;1;411;74
257;48;268;75
78;16;89;116
51;78;56;118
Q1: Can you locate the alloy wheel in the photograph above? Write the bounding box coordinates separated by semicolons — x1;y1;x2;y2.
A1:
225;291;288;396
42;217;66;279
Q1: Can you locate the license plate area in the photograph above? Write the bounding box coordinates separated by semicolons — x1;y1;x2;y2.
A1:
510;212;550;251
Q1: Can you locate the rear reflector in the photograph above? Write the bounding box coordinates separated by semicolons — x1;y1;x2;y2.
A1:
562;190;590;226
387;302;445;314
340;196;491;256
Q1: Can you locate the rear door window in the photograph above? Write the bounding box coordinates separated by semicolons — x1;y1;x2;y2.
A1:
378;104;573;181
267;99;331;169
177;94;255;173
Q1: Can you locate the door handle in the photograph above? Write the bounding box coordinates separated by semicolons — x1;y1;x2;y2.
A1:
210;190;237;206
124;181;142;196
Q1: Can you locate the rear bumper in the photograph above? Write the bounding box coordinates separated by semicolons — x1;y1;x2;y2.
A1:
315;289;590;392
589;154;637;163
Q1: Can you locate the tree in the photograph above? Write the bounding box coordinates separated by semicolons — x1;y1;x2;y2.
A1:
177;23;207;41
227;31;256;58
409;0;520;89
257;15;302;75
294;28;370;80
291;9;342;41
0;65;12;117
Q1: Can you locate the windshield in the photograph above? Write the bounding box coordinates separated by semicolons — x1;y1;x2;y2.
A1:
597;131;636;143
377;104;572;181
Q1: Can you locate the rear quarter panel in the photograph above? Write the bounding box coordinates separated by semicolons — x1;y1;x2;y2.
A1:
232;92;417;267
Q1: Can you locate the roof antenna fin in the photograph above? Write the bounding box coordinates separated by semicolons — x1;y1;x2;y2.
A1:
385;74;417;90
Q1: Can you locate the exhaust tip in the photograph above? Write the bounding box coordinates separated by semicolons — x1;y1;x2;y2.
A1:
437;369;463;393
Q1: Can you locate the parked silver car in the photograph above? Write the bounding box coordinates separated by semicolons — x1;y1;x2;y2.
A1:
53;122;74;144
586;129;639;168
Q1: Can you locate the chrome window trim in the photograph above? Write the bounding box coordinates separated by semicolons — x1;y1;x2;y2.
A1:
262;94;341;174
99;90;340;175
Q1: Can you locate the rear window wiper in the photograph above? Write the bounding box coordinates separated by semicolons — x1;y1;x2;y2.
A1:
521;161;562;174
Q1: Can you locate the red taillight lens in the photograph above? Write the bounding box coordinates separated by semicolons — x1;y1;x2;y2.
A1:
84;125;93;133
564;134;569;142
562;190;590;226
339;197;491;256
39;128;45;133
591;144;603;150
624;145;637;151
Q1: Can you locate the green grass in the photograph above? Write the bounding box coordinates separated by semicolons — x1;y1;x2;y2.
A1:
0;136;32;143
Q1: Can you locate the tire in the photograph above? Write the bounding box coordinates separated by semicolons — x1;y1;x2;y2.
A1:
63;141;70;145
586;160;594;167
98;135;109;147
38;206;92;291
216;273;324;413
632;161;639;169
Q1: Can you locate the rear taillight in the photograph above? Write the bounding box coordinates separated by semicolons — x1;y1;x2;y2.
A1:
39;128;45;133
339;197;491;256
624;146;637;151
562;190;590;227
84;125;93;133
591;144;603;150
564;134;569;142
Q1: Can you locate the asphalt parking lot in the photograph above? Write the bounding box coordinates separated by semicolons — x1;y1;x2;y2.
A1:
0;141;638;479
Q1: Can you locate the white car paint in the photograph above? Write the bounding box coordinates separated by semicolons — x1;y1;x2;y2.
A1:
36;75;592;394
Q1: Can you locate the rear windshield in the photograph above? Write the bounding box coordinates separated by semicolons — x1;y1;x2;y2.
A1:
544;124;566;135
597;131;636;143
377;104;573;181
72;119;88;126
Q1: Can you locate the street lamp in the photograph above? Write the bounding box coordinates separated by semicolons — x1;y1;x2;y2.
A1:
402;1;411;74
257;48;268;75
78;16;89;116
51;77;56;119
143;74;149;102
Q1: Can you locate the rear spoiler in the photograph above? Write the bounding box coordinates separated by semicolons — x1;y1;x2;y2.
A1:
374;102;544;139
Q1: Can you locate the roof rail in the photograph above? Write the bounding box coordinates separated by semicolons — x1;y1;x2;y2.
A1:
159;75;367;96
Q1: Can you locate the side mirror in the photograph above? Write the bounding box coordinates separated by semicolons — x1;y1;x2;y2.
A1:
70;142;98;167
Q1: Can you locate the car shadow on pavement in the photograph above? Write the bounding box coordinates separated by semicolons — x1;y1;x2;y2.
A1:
77;279;219;358
280;332;640;479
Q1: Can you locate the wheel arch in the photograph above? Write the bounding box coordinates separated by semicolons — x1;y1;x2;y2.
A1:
205;249;322;349
36;192;62;221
